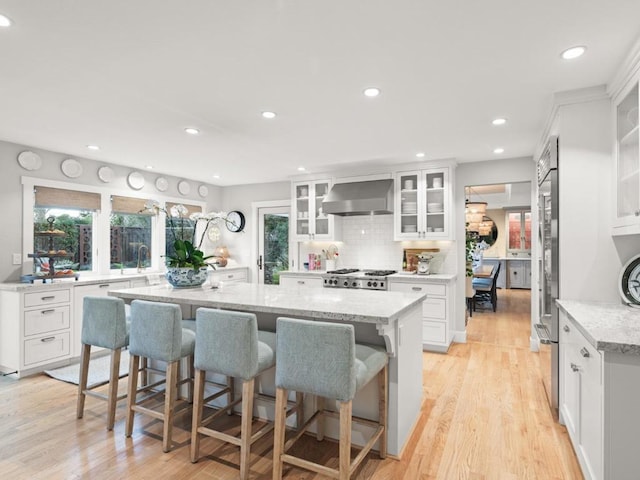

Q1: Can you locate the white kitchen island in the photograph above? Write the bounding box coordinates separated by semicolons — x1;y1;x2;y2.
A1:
109;282;425;457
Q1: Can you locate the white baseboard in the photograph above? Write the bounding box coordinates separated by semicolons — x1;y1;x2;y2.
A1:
530;335;540;352
452;330;467;344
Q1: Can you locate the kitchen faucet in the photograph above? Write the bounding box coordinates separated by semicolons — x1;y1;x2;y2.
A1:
137;244;149;273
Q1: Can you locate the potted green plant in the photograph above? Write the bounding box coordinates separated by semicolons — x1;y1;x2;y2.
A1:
143;201;231;287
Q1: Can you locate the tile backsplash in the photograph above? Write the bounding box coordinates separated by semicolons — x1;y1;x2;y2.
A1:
298;215;457;274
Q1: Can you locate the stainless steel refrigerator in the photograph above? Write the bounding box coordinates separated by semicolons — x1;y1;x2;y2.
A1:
535;135;559;415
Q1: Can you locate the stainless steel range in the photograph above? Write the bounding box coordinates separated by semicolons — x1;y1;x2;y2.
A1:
321;269;397;291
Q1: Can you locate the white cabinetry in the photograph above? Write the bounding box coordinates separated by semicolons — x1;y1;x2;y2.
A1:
0;287;73;377
389;278;453;352
612;75;640;234
73;280;132;357
394;167;452;240
292;179;340;241
507;260;531;289
210;267;248;284
279;273;323;288
559;310;602;480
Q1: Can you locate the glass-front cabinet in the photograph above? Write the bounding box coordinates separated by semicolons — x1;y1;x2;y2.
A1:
292;179;338;241
394;167;451;240
613;79;640;234
506;209;531;256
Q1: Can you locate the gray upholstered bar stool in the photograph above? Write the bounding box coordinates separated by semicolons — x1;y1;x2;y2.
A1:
190;308;286;480
273;317;388;480
77;296;129;431
125;299;196;453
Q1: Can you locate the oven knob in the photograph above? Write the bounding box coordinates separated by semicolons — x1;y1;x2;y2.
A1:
367;281;372;287
380;281;385;288
343;281;349;287
352;281;357;287
372;281;378;287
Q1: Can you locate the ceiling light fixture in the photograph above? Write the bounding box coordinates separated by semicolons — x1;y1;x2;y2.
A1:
416;152;425;158
493;147;505;154
184;127;200;135
262;111;276;119
561;45;586;60
87;145;100;151
212;174;220;179
145;165;153;170
0;14;12;27
492;118;507;126
297;166;306;172
363;87;381;97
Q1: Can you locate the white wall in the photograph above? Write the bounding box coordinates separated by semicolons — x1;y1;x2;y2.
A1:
0;139;223;282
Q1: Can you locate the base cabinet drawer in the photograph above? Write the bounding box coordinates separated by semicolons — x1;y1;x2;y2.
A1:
24;289;70;308
24;332;71;366
24;306;70;337
422;297;446;320
390;282;446;296
422;321;446;344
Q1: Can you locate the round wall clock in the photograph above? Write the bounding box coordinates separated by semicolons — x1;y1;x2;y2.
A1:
226;210;245;233
620;254;640;306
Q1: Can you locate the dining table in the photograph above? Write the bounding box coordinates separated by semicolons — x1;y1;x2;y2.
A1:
473;264;494;278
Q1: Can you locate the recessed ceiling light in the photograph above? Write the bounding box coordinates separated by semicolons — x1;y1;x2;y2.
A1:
493;147;505;154
297;166;306;172
212;174;220;179
87;145;100;151
145;165;153;170
363;87;381;97
492;118;507;126
561;46;586;60
0;15;12;27
416;152;425;158
184;127;200;135
262;111;276;119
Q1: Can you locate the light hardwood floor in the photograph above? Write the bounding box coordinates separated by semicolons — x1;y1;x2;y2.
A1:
0;289;583;479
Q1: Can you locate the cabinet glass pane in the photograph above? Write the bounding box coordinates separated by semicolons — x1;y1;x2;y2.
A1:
523;212;532;250
400;174;418;234
295;183;310;235
425;172;445;232
508;212;522;250
617;83;639;218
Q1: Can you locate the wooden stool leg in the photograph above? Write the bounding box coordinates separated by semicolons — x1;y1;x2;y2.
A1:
186;355;195;403
227;375;234;415
339;400;352;480
140;357;148;387
125;354;140;437
272;387;288;480
190;369;206;463
239;379;255;480
106;347;122;430
76;343;91;419
316;396;325;441
296;392;304;430
379;365;388;459
163;361;179;453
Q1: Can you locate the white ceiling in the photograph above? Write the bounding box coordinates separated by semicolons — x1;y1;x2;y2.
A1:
1;1;639;186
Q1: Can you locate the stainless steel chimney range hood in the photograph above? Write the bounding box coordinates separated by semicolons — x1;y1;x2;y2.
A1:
321;179;394;216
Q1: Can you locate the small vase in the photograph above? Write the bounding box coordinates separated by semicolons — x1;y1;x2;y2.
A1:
165;266;208;288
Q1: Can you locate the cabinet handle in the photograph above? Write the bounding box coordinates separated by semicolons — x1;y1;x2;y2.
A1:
297;280;306;285
226;275;234;279
635;210;640;217
563;325;570;332
41;309;55;315
580;347;590;358
411;287;423;291
40;336;56;342
41;296;55;301
570;362;580;372
98;284;111;288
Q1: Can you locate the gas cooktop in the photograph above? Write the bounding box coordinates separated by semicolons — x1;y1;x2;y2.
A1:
321;269;397;290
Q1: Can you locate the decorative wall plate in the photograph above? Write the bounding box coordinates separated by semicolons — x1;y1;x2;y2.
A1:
97;166;114;183
17;151;42;171
127;171;145;190
178;180;191;195
155;177;169;192
61;158;83;178
198;185;208;197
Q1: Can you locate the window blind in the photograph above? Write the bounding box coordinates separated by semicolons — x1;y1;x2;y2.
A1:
111;196;153;215
34;186;101;210
165;202;203;216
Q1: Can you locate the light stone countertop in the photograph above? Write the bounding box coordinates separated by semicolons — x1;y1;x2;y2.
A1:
556;299;640;355
109;282;426;325
279;270;456;283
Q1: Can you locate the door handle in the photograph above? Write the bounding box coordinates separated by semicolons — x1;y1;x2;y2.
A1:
563;325;570;332
580;347;590;358
570;362;580;372
257;255;263;270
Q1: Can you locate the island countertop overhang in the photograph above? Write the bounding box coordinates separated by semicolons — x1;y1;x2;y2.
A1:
108;283;426;326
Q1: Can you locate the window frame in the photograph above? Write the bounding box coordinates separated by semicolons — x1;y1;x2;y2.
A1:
21;176;206;277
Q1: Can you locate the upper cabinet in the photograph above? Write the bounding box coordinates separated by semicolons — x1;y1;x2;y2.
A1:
394;167;452;240
292;179;340;241
613;77;640;234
